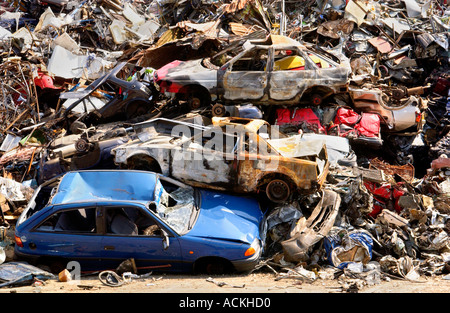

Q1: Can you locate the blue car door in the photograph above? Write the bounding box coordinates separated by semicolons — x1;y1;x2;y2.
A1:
27;205;102;271
99;205;183;272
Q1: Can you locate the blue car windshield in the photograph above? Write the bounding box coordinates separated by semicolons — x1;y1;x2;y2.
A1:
153;177;195;234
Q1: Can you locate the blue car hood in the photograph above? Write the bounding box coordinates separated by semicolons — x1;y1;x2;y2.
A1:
187;190;264;244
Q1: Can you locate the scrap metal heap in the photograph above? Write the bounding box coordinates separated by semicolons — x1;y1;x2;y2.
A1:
0;0;449;288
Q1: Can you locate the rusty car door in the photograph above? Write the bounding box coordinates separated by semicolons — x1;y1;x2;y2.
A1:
236;130;280;193
221;47;270;101
268;47;317;101
170;128;238;189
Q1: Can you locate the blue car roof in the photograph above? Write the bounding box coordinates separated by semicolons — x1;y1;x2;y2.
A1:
51;170;158;205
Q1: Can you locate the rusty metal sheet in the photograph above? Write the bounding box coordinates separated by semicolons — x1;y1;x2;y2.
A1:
129;36;222;69
267;134;324;158
317;18;355;39
369;157;415;182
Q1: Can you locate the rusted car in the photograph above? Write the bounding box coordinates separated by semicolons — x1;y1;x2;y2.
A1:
112;116;329;203
153;35;351;109
37;115;209;184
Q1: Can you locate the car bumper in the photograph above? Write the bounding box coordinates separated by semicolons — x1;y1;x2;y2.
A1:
231;247;262;273
13;248;40;264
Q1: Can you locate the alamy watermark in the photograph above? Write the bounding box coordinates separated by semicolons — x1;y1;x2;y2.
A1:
62;261;81;284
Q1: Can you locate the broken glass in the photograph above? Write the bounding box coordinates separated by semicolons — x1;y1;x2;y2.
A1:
156;183;195;234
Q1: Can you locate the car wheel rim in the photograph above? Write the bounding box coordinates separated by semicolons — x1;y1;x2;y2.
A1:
75;139;90;153
266;179;290;203
312;94;322;106
212;104;225;117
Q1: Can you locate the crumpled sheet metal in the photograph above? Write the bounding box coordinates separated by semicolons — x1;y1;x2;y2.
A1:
417;229;449;252
0;176;34;203
281;189;340;263
370;158;415;183
379;255;420;281
129;36;222;69
317;18;355;39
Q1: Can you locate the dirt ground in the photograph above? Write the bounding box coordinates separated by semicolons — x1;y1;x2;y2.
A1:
1;271;450;294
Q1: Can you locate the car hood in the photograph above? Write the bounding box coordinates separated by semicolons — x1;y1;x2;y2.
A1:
187;189;264;244
268;134;326;158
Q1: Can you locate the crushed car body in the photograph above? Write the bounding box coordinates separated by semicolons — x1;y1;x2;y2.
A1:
37;123;132;184
349;87;426;133
112;116;329;203
14;170;266;274
281;189;341;263
154;35;351;107
58;62;156;126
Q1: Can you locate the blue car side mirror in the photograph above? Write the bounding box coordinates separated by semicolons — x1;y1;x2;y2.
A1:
162;230;170;250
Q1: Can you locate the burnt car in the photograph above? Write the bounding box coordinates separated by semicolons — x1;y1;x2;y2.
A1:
112;116;329;203
57;62;156;126
37;114;210;184
154;35;351;109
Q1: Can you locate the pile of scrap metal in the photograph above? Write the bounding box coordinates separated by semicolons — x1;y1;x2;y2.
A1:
0;0;448;289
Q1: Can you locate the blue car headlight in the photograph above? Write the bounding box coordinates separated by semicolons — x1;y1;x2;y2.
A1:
244;238;261;257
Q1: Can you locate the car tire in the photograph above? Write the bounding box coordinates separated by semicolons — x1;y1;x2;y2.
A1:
75;138;92;153
266;179;291;203
38;258;66;274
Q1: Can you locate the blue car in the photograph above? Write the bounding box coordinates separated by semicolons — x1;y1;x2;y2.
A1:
14;170;266;274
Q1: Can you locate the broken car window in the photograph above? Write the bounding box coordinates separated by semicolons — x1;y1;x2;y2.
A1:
36;208;97;233
305;52;334;69
230;48;269;71
189;127;238;155
273;49;307;71
154;178;195;235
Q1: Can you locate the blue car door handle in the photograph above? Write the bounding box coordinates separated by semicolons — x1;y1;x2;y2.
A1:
104;245;115;251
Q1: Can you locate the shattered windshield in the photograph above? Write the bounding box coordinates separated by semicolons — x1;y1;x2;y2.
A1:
153;177;196;234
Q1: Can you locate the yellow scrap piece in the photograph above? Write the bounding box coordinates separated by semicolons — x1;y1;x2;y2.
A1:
273;55;305;70
273;55;330;70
